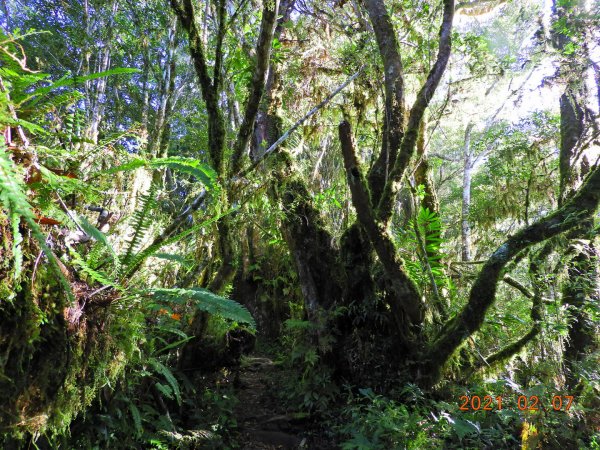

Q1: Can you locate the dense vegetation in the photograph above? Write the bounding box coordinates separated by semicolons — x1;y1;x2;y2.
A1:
0;0;598;448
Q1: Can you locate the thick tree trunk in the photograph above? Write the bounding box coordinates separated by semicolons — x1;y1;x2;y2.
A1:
363;0;406;205
172;0;285;371
553;0;599;391
339;121;424;326
561;225;599;389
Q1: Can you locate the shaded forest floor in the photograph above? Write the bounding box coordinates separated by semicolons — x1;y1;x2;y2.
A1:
227;353;337;449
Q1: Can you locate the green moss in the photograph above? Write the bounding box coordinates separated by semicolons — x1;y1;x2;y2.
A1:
0;263;145;444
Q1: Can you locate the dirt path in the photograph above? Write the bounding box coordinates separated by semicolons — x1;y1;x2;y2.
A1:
231;356;335;449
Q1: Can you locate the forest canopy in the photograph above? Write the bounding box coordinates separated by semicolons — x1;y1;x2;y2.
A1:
0;0;598;448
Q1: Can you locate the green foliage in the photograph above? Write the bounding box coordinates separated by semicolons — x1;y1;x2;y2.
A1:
401;206;452;294
278;307;341;412
338;387;436;450
101;156;216;188
0;146;73;300
2;2;599;448
470;113;559;229
65;316;238;449
147;288;256;328
23;67;140;107
122;182;159;268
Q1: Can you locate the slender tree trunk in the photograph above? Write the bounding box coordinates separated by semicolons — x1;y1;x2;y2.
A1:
414;116;439;216
461;123;474;261
149;18;178;158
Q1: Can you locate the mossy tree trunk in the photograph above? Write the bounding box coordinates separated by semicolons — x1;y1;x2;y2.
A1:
552;0;600;391
171;0;280;368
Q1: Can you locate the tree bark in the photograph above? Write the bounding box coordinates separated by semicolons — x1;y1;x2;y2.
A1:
339;120;424;326
231;0;280;173
414;116;440;216
363;0;406;205
552;0;599;391
461;123;475;261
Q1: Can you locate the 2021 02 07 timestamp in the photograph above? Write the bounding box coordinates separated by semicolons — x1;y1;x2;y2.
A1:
458;395;574;411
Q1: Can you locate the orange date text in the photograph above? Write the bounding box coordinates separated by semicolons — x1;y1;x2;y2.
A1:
458;395;574;411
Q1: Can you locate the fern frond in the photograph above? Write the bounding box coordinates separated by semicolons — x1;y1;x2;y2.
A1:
100;156;216;188
122;208;235;280
128;402;143;438
9;210;23;280
24;68;140;107
85;242;108;269
148;358;182;406
75;214;120;273
147;287;256;328
68;245;121;290
0;149;74;300
121;182;158;268
153;253;194;269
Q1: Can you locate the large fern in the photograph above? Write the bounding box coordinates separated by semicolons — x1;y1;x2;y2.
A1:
0;147;74;300
146;287;256;328
404;207;451;291
100;156;216;188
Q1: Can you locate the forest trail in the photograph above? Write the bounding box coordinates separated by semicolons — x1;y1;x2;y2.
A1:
231;355;331;449
233;356;305;449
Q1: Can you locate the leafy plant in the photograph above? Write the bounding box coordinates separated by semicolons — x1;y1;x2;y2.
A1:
0;145;73;299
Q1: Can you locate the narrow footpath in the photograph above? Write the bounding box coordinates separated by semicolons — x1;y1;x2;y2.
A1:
231;356;335;449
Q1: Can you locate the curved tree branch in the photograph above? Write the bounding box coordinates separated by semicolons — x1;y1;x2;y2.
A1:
171;0;225;174
363;0;406;205
422;164;600;384
376;0;455;223
339;120;424;325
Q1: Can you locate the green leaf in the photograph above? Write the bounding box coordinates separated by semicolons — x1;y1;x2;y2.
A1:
122;208;236;279
154;382;174;400
149;359;181;405
0;148;74;300
153;253;194;269
451;418;480;440
128;402;143;437
147;287;256;328
74;214;120;271
25;68;140;106
100;156;216;188
69;245;120;289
